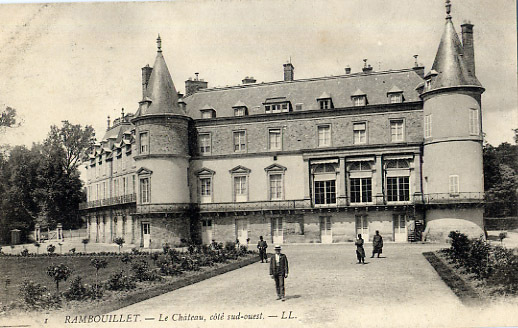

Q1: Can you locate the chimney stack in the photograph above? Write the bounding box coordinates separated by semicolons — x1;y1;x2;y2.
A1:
362;59;373;73
345;66;351;74
141;64;152;99
283;62;294;81
461;22;475;75
185;73;208;96
412;55;425;78
242;76;257;84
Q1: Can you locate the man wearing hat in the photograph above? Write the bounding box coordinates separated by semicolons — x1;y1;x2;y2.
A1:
270;245;289;301
257;236;268;263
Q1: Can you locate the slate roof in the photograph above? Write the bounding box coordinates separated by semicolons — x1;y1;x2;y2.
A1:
184;68;424;119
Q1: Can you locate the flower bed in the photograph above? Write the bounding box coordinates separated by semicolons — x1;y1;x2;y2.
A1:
0;242;259;316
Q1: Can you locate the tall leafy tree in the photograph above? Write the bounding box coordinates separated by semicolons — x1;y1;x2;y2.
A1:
0;106;18;130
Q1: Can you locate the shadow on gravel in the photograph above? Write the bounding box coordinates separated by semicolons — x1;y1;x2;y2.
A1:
423;252;481;306
285;295;301;300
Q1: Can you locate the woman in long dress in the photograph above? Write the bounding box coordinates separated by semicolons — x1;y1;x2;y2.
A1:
355;234;365;264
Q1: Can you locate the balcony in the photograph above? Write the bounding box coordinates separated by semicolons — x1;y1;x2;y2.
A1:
198;199;312;213
415;192;485;205
79;193;136;210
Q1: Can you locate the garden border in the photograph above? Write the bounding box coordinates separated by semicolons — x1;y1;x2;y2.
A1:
422;252;481;306
76;254;261;315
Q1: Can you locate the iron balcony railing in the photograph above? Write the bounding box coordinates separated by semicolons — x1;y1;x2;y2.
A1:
79;193;136;209
198;199;312;212
415;192;485;204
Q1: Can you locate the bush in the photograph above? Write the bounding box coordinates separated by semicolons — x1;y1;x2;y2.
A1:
20;248;29;257
47;244;56;255
156;255;183;276
224;241;236;252
105;271;136;291
63;277;90;301
131;247;141;255
131;259;160;281
46;264;72;293
19;280;48;308
114;237;125;253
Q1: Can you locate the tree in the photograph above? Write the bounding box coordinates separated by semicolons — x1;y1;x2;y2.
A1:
82;238;90;252
114;237;125;253
90;258;108;298
46;264;72;293
0;106;19;130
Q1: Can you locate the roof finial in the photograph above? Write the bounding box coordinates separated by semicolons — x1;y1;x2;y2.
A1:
156;34;162;52
445;0;452;19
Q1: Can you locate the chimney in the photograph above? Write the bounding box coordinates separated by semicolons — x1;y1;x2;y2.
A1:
185;73;208;96
345;66;351;74
283;62;294;81
107;116;111;130
461;22;475;75
141;64;152;99
362;59;373;73
242;76;257;84
121;108;125;122
412;55;425;78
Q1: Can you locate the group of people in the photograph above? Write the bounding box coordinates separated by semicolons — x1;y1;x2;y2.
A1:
257;231;384;301
354;230;384;264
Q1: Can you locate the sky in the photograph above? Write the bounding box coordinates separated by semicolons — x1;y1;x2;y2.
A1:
0;0;516;147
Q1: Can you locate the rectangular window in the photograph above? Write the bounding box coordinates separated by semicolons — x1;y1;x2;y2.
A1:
269;174;283;200
449;175;459;195
318;125;331;147
132;175;136;194
140;178;150;203
389;94;402;104
234;107;246;117
469;109;479;135
113;179;118;197
234;176;248;202
295;103;303;111
319;99;331;110
424;114;432;138
314;180;336;205
350;178;372;203
387;177;410;202
233;131;247;152
199;133;211;155
139;132;149;154
354;96;366;106
201;110;213;119
269;129;282;151
199;177;212;203
122;153;127;170
123;177;127;195
353;123;367;144
390;120;404;142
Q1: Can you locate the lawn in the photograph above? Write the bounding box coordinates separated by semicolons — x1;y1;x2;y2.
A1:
0;255;150;305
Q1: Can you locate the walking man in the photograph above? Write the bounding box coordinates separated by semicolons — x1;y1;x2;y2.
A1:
257;236;268;263
270;245;288;301
371;230;383;258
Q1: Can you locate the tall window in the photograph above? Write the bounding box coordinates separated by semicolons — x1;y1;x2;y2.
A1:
132;175;136;194
469;109;479;135
353;123;367;144
123;177;128;195
113;179;119;197
353;96;366;106
199;177;212;203
387;177;410;202
269;129;282;150
233;176;248;202
199;133;211;155
140;178;150;203
314;180;336;205
424;115;432;138
449;175;459;195
319;99;331;110
139;132;149;154
350;178;372;203
390;120;404;142
269;174;283;200
233;131;246;152
318;125;331;147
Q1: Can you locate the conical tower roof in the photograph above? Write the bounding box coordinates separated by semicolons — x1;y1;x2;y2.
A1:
139;35;184;116
428;4;482;91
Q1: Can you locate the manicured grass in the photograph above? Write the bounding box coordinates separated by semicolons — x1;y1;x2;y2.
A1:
0;255;151;305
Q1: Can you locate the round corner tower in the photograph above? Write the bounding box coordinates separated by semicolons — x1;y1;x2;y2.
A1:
420;2;485;241
131;35;192;248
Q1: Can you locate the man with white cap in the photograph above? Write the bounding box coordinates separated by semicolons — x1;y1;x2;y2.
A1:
269;244;289;301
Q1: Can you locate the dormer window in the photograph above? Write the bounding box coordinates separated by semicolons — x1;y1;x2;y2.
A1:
200;105;216;118
351;88;367;107
387;86;404;104
264;97;291;114
232;101;248;117
317;92;333;110
423;70;438;91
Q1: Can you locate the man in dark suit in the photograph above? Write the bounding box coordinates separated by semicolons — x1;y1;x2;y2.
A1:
257;236;268;263
270;245;288;301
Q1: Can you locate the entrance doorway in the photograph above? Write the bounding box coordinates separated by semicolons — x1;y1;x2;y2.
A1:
393;214;407;242
320;216;332;244
201;219;213;245
235;219;248;244
272;217;283;244
355;215;369;241
142;222;151;248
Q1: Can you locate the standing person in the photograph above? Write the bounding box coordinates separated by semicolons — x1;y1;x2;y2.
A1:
355;234;365;264
371;230;383;258
270;245;288;301
257;236;268;263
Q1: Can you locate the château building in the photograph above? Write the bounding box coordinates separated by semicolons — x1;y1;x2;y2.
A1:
80;1;485;248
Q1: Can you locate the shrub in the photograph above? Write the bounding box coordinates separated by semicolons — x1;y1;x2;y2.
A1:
47;244;56;255
156;255;183;276
90;258;108;296
81;238;89;252
499;232;507;244
162;243;170;254
63;277;90;301
224;241;236;252
89;284;104;300
46;264;72;293
131;247;141;255
131;259;160;281
105;271;136;291
19;280;48;308
20;248;29;257
69;248;76;254
114;237;125;253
